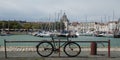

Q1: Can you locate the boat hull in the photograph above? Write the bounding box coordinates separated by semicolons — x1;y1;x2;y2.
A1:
114;35;120;38
57;34;78;38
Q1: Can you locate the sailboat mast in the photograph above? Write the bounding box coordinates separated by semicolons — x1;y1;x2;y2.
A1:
48;14;51;31
54;12;57;31
8;20;10;32
85;16;88;33
113;10;115;21
2;21;4;31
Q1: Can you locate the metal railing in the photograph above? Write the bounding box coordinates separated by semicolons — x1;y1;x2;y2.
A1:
4;39;110;58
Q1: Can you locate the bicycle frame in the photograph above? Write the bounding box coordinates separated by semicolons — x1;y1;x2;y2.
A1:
51;36;71;51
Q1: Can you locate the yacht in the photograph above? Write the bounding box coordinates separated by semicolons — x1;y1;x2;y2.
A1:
114;29;120;38
114;32;120;38
57;31;78;38
36;31;51;37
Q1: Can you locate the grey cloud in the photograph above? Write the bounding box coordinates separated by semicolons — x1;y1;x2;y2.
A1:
0;0;120;22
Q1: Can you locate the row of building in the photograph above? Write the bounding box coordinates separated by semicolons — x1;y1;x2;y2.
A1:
61;13;120;34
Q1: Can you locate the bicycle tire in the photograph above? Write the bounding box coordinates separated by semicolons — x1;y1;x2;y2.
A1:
64;42;81;57
36;41;54;57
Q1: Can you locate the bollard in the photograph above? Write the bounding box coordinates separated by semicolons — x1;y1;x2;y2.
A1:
90;42;97;55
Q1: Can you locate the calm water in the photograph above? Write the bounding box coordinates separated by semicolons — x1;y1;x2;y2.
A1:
0;35;120;47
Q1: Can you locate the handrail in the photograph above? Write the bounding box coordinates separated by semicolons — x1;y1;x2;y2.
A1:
5;40;109;43
4;39;110;58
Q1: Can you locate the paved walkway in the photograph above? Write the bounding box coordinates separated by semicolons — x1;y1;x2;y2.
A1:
1;47;120;60
0;51;120;60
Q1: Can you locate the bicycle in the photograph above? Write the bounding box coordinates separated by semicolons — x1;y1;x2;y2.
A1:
36;35;81;57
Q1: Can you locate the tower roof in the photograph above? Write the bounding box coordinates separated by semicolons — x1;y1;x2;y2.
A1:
60;13;69;22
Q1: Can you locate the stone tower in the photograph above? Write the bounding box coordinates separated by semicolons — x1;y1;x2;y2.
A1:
60;13;69;31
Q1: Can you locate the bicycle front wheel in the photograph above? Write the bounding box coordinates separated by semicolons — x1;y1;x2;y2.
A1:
64;42;81;57
36;41;53;57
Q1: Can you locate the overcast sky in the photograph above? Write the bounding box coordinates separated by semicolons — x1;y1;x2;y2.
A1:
0;0;120;22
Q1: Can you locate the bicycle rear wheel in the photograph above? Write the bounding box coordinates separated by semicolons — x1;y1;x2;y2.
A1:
36;41;53;57
64;42;81;57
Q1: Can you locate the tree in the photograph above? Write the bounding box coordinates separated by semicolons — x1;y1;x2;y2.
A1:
9;21;22;29
31;23;40;29
0;21;3;29
23;23;32;32
0;21;8;29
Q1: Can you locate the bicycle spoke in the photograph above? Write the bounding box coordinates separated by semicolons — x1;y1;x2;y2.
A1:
37;42;53;57
64;42;81;57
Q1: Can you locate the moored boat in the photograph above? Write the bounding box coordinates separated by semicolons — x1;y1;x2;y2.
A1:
36;31;51;37
114;34;120;38
57;31;78;38
0;31;9;36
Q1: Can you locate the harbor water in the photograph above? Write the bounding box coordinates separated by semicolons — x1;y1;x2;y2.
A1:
0;35;120;47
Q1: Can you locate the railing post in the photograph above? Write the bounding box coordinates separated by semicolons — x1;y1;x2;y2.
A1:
90;42;97;55
58;39;60;57
108;40;110;58
4;39;7;58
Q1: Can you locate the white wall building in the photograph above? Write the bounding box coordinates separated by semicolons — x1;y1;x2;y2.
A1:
69;21;118;33
60;13;119;34
107;21;118;33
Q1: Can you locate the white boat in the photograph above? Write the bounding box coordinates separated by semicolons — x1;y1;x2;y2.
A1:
76;32;80;36
57;31;78;38
94;31;114;37
114;32;120;38
104;33;114;38
0;31;8;36
79;32;94;36
31;32;39;36
114;28;120;38
94;33;104;37
36;31;51;37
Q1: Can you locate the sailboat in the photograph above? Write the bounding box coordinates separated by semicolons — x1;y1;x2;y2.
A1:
114;23;120;38
114;28;120;38
113;18;120;38
36;31;51;37
0;30;7;36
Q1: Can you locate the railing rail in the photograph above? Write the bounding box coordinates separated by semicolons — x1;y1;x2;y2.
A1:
4;39;110;58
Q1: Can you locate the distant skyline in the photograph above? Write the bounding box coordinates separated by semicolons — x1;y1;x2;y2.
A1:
0;0;120;22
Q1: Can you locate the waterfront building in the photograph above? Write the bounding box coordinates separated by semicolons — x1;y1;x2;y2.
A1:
107;21;118;33
68;20;120;34
69;22;100;33
78;22;96;33
69;22;79;31
96;23;108;32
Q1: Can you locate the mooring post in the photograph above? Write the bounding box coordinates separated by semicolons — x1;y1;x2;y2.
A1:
108;40;110;58
4;39;7;58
